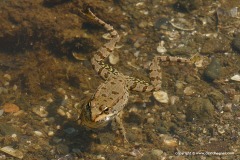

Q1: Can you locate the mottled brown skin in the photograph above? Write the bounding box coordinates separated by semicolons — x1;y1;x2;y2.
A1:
79;9;191;141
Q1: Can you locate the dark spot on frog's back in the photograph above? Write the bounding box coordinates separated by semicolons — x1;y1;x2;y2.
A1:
142;86;148;92
177;58;182;62
112;91;119;95
102;93;107;97
111;81;116;85
104;73;109;79
101;86;107;90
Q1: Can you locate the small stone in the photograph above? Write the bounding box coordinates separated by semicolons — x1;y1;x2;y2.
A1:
230;74;240;82
48;131;54;136
57;108;66;116
217;126;225;134
175;81;185;89
0;146;24;159
157;41;167;54
147;117;155;124
184;86;196;96
151;149;163;157
153;91;169;103
34;131;44;137
138;21;148;28
57;88;66;95
160;134;178;148
32;106;48;118
2;103;20;113
109;53;119;65
3;74;11;80
169;96;179;105
223;103;232;112
232;34;240;52
12;85;18;91
203;58;221;81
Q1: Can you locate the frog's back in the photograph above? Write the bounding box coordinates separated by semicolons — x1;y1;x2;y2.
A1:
92;75;129;114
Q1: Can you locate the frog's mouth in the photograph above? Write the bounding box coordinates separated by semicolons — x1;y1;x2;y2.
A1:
80;104;110;129
93;113;115;122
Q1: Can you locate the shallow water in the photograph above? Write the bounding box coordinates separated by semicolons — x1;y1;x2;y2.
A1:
0;0;239;159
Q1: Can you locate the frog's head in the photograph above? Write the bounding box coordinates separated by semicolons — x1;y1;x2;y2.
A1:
80;100;117;129
89;100;117;122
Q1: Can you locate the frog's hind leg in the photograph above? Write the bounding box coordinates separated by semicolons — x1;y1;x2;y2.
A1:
87;9;121;80
125;56;190;92
149;56;190;91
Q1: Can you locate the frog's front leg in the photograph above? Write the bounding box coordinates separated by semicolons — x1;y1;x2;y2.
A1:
114;110;128;144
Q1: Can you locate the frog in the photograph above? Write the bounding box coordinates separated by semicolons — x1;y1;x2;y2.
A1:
77;9;191;142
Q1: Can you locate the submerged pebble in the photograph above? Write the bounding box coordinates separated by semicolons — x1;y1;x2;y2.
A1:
32;106;48;118
232;34;240;52
203;58;221;81
184;86;196;96
34;131;44;137
230;74;240;82
147;117;155;124
2;103;20;113
0;146;24;159
109;53;119;65
187;98;215;121
153;91;169;103
160;134;178;148
157;41;167;54
151;149;163;157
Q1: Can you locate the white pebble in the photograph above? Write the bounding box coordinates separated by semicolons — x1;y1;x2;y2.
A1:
157;41;167;54
109;53;119;65
153;91;169;103
0;146;24;159
160;134;178;147
57;108;66;116
48;131;54;136
32;106;48;118
34;131;44;137
230;74;240;82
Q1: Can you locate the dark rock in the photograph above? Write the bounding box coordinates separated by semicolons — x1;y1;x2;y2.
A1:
203;58;222;82
186;98;215;122
232;34;240;53
174;0;203;12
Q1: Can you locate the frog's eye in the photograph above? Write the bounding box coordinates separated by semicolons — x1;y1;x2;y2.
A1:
103;107;110;114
